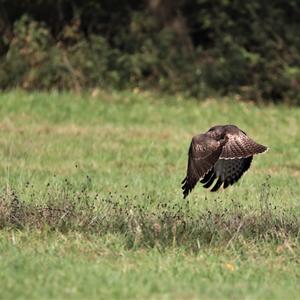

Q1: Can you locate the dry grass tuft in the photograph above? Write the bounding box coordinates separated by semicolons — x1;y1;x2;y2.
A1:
0;178;299;251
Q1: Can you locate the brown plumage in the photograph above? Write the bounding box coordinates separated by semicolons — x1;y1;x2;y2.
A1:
181;125;268;198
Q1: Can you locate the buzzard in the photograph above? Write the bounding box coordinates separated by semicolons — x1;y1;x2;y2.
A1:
181;125;268;198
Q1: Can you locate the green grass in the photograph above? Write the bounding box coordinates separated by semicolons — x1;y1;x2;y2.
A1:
0;90;300;299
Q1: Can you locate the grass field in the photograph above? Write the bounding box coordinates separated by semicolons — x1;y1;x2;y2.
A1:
0;90;300;300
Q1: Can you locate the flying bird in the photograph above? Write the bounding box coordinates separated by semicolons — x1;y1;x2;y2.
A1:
181;125;268;198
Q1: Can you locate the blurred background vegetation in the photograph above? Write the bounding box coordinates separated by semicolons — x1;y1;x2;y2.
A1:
0;0;300;104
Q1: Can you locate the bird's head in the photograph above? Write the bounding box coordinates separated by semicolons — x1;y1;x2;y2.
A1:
207;125;226;140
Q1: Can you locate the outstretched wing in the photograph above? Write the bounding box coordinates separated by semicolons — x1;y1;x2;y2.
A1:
200;157;253;192
181;134;224;198
220;130;268;159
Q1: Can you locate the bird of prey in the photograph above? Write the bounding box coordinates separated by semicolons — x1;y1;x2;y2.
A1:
181;125;268;198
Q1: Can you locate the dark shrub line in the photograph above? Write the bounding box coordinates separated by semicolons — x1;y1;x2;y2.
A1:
1;1;300;103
